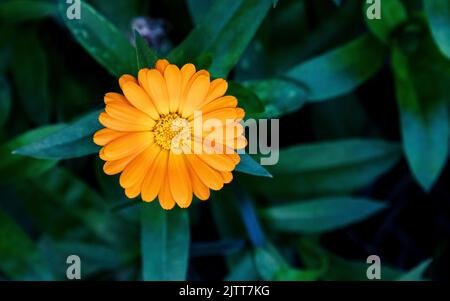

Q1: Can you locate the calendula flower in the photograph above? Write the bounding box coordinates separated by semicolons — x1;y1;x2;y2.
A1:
93;59;247;210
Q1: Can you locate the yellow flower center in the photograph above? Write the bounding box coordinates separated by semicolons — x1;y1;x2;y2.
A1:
153;113;190;150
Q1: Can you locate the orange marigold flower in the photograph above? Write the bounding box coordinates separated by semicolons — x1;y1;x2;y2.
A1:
93;59;247;210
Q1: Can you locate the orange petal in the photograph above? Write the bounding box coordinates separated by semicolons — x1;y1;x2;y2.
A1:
228;152;241;165
168;153;192;208
93;128;126;146
180;64;196;90
192;108;237;125
120;144;161;188
188;164;210;201
155;59;169;74
104;92;128;105
198;153;236;172
158;176;176;210
178;64;196;111
146;69;170;115
204;78;228;105
125;182;142;199
141;149;168;202
200;96;238;115
221;171;233;184
164;64;182;113
236;108;245;120
185;155;224;190
182;75;210;118
102;132;153;161
122;81;160;120
99;112;153;132
105;102;156;128
103;154;137;175
137;68;151;94
119;74;137;90
230;136;247;150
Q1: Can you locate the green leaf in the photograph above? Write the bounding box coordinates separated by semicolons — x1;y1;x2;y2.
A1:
260;197;387;234
59;0;136;77
228;81;264;114
254;243;322;281
245;139;401;199
425;0;450;59
170;0;272;77
39;236;128;279
11;29;50;125
186;0;212;25
392;25;450;191
298;238;403;281
0;209;52;280
253;244;285;280
243;79;307;118
286;34;386;101
135;30;158;70
14;110;102;159
235;154;272;178
0;76;11;127
364;0;407;43
0;125;62;181
20;167;134;246
0;0;56;24
211;188;252;273
140;204;190;280
397;259;432;281
89;0;145;32
225;250;260;281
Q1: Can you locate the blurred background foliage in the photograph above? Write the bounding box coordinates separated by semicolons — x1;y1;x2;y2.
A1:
0;0;449;280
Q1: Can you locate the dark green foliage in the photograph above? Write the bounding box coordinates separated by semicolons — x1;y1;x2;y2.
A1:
0;0;444;281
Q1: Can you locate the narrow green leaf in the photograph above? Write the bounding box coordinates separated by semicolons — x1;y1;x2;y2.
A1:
364;0;407;43
59;1;136;77
425;0;450;59
254;243;322;281
89;0;145;32
0;209;52;280
186;0;212;25
0;125;63;181
225;250;260;281
235;154;272;178
169;0;244;64
39;236;127;279
397;259;432;281
298;238;403;281
11;30;50;124
253;244;286;280
228;81;264;114
170;0;272;77
211;188;251;272
286;34;386;101
245;139;401;199
260;197;387;234
135;30;158;70
0;76;11;126
20;167;134;246
14;110;102;159
243;79;308;118
140;205;190;280
0;0;56;24
392;26;450;191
